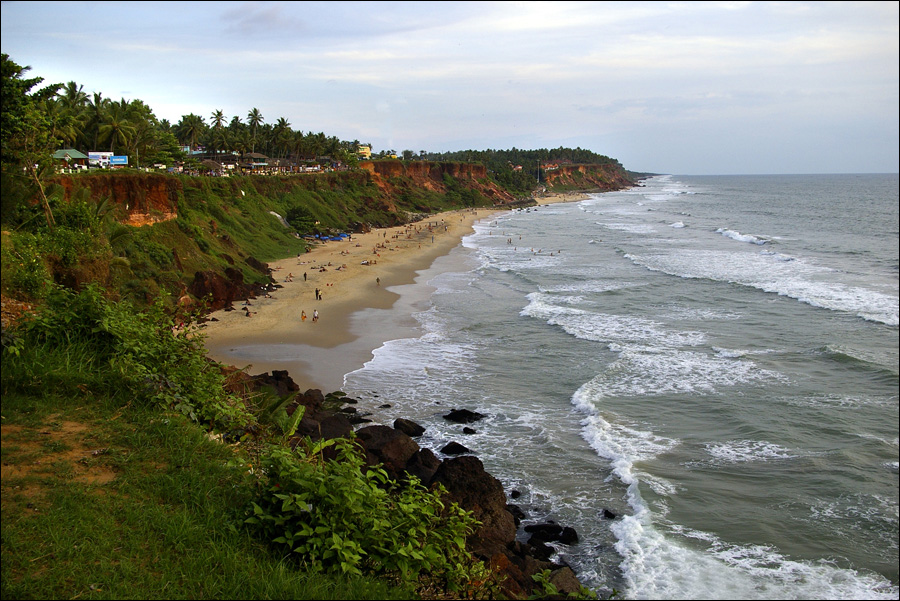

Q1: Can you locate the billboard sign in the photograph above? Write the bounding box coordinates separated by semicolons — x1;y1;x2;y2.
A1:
110;155;129;165
88;152;113;168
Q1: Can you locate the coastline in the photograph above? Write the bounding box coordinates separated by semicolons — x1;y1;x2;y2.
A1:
201;192;589;391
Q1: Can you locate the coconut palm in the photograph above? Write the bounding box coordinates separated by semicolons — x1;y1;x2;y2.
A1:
41;98;79;149
211;109;226;130
59;81;87;111
175;113;207;152
98;99;137;153
125;100;158;167
271;117;292;158
246;107;264;152
82;92;108;151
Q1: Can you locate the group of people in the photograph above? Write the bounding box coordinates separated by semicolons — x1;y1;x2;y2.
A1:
300;309;318;322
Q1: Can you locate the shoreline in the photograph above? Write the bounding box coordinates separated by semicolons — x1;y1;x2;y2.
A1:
201;192;590;390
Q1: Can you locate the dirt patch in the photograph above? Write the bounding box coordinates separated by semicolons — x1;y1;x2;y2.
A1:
0;294;36;330
1;416;118;507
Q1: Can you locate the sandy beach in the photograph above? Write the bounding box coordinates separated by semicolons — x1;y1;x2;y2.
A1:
201;192;588;391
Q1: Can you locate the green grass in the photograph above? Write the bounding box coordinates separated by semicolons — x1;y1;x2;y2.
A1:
1;393;415;600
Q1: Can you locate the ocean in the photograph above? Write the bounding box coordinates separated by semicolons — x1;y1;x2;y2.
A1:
341;174;899;600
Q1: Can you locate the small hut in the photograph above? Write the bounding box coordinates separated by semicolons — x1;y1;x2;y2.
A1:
52;148;88;170
200;159;224;175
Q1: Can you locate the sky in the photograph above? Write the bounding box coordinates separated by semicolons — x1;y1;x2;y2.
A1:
2;1;898;175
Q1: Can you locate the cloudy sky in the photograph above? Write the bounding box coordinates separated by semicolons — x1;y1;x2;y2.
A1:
2;1;898;175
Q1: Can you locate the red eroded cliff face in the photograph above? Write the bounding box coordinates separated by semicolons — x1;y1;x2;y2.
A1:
542;163;633;192
359;161;518;205
54;173;180;226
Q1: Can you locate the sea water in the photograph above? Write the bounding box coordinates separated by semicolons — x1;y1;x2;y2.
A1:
342;174;899;599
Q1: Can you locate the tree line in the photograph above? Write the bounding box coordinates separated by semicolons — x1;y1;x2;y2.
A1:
2;52;627;212
2;54;365;172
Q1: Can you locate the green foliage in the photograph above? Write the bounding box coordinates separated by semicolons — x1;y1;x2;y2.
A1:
284;204;318;234
530;569;601;600
1;232;52;297
2;284;252;428
0;396;410;601
246;437;487;592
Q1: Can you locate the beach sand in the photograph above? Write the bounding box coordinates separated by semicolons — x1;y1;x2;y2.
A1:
201;192;588;391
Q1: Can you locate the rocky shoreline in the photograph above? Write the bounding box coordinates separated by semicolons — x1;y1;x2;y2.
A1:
233;368;596;598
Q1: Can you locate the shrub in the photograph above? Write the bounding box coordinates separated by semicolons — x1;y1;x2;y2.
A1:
246;437;488;593
2;284;252;428
1;234;51;298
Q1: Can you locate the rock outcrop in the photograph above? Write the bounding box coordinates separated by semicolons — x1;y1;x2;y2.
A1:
223;370;586;598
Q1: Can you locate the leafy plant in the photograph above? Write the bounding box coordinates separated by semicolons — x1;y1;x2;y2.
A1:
530;568;602;600
246;437;488;593
2;283;252;428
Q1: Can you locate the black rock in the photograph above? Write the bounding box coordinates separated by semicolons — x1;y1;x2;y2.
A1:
443;409;486;423
524;523;563;542
527;538;555;561
507;503;526;526
440;441;471;455
602;508;618;520
560;526;579;545
405;448;441;485
393;418;426;437
462;426;477;434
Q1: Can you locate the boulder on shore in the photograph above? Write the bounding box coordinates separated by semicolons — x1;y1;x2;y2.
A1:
443;408;487;423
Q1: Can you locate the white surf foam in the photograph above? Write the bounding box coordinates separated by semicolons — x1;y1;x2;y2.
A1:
705;440;799;463
717;228;770;245
625;249;899;326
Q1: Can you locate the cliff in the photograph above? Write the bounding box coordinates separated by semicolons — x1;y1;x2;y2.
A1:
360;160;519;206
54;173;180;226
48;162;633;232
542;163;633;192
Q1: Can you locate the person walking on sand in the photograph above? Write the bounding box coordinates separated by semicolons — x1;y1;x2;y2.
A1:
315;288;320;300
376;277;380;286
301;310;307;322
312;309;319;322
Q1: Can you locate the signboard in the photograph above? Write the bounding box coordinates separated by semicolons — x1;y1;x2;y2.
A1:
88;152;113;168
110;156;128;165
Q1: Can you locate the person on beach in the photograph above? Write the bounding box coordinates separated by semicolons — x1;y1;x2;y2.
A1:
301;310;307;322
312;309;319;322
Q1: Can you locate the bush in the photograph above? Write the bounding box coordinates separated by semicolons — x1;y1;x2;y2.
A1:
246;437;489;593
2;284;252;428
1;234;51;298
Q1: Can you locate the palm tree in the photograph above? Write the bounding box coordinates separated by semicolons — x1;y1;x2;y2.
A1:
59;81;88;110
98;99;136;153
246;107;264;152
211;109;226;130
175;113;207;152
273;117;291;158
83;92;108;150
41;98;79;149
125;99;157;167
208;109;227;159
291;130;308;162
